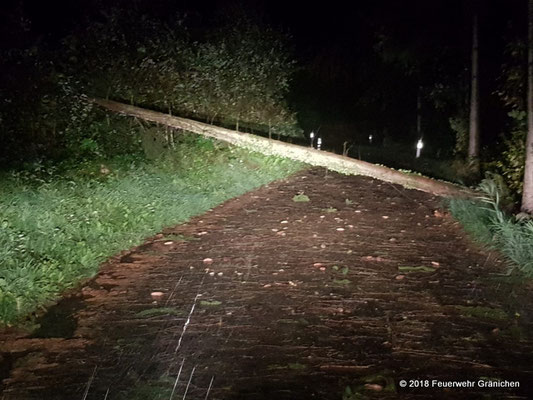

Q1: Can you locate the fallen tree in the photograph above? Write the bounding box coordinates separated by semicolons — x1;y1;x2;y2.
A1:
91;98;476;198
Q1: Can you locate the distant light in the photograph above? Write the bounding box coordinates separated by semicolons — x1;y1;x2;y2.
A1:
368;134;373;144
310;131;315;139
415;139;424;158
317;137;322;150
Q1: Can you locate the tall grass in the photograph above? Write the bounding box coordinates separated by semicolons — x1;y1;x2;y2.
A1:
448;178;533;277
0;135;303;325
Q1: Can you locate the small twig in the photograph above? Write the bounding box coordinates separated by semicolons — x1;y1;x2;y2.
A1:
319;365;372;373
182;365;197;400
204;376;215;400
224;328;234;344
175;293;202;352
169;358;186;400
81;366;97;400
166;276;183;306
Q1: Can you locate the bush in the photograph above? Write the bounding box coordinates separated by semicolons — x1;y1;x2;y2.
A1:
493;110;527;196
0;9;302;168
449;176;533;277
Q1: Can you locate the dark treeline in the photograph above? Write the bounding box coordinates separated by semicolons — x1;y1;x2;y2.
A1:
1;0;532;201
0;0;301;166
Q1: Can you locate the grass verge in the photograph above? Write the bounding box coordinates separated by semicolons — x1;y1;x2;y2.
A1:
448;179;533;277
0;135;303;325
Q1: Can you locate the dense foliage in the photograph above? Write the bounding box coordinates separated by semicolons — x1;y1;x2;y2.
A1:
492;38;529;198
0;10;301;167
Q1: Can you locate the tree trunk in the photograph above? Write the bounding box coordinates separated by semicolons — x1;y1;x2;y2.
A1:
468;13;480;160
90;97;477;199
416;87;422;139
522;0;533;213
416;87;423;158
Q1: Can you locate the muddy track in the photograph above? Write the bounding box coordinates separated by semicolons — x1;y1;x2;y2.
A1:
1;168;532;400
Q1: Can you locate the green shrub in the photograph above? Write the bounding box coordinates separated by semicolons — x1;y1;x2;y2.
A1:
493;110;527;196
449;115;468;157
449;176;533;277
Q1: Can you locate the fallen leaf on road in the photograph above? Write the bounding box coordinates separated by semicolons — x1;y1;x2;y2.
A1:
151;291;164;300
363;256;389;262
364;384;383;392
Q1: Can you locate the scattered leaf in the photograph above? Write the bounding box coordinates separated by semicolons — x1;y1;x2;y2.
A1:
364;384;383;392
292;193;310;202
135;307;183;318
150;291;164;300
200;300;222;307
456;306;508;322
288;363;307;370
333;279;351;285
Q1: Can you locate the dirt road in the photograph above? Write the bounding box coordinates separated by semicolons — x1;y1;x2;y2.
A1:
1;169;532;399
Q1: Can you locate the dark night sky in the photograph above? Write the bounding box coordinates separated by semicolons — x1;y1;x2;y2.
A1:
4;1;516;53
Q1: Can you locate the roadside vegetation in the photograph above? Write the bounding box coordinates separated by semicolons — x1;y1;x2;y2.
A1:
0;133;302;326
0;5;303;326
448;177;533;277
